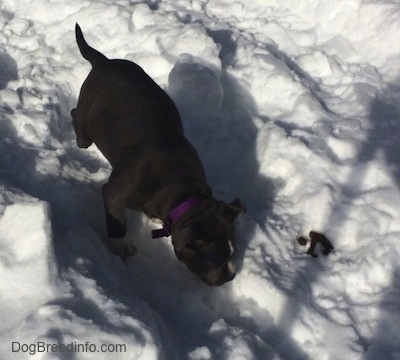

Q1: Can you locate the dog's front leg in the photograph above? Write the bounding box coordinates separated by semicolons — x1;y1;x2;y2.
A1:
106;234;137;260
102;181;137;260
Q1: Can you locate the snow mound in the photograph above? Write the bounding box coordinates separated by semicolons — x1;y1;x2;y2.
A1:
0;199;56;331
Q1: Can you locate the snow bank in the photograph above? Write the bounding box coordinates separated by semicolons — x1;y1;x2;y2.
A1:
1;0;400;359
0;198;56;332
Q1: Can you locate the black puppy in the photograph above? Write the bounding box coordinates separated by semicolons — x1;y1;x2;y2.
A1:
71;24;245;286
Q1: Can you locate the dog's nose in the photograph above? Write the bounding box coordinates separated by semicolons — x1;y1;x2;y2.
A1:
205;261;236;286
226;270;236;282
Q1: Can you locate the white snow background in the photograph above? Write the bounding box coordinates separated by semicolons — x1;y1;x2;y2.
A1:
1;0;400;359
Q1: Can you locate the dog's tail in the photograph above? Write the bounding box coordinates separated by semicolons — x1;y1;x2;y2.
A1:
75;23;108;66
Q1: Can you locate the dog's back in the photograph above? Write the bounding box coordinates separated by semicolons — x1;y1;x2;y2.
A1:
73;24;185;165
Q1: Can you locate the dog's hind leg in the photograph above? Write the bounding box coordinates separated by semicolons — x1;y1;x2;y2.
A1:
71;108;93;149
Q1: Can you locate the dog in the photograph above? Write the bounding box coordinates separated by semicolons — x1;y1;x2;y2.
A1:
71;24;245;286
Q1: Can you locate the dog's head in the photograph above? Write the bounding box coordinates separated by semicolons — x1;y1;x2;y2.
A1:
171;199;245;286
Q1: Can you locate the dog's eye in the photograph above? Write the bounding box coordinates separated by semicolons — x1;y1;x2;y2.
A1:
185;239;205;250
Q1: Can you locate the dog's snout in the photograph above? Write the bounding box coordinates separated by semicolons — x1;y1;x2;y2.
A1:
229;239;236;256
205;260;236;286
227;260;235;276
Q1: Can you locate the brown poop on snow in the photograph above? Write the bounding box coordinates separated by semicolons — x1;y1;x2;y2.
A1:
297;231;334;258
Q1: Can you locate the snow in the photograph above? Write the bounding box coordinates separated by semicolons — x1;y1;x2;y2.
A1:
1;0;400;359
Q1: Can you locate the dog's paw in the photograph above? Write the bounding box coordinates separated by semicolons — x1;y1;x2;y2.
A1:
107;235;137;260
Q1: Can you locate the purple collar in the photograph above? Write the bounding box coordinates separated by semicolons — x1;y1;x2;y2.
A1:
151;195;205;238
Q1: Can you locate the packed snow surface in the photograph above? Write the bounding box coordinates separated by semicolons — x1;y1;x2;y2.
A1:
1;0;400;359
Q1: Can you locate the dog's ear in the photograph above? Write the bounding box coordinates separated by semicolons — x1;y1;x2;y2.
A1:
222;199;246;222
